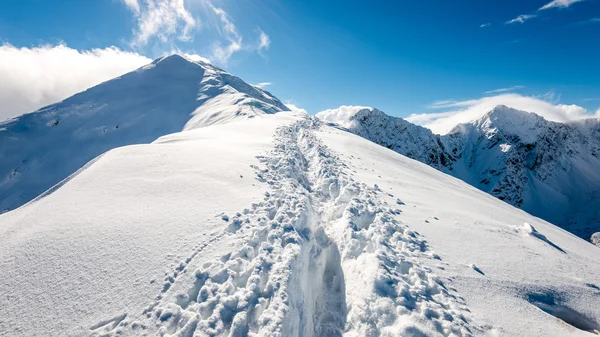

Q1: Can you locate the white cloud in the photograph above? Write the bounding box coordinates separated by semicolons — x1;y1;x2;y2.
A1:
258;30;270;51
578;17;600;24
207;4;271;64
164;45;211;63
428;99;477;109
123;0;140;15
0;43;151;120
119;0;270;65
254;82;272;89
407;94;598;135
123;0;197;47
316;105;372;129
506;14;537;24
555;103;589;118
484;85;525;95
480;23;491;28
285;103;308;115
540;0;584;10
208;3;243;64
535;90;561;104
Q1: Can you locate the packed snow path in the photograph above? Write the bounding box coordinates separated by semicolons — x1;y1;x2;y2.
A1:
97;117;479;337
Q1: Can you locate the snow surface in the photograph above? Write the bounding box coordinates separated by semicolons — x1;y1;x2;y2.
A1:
0;55;288;214
1;111;599;337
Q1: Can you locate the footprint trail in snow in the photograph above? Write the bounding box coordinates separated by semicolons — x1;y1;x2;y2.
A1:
96;116;480;337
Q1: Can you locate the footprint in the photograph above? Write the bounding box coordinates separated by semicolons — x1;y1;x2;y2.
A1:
90;313;127;332
470;264;485;275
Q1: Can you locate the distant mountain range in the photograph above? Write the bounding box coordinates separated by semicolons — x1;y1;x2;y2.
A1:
318;105;600;242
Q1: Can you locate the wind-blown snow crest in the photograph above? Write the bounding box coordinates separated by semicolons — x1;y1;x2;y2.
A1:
99;116;477;337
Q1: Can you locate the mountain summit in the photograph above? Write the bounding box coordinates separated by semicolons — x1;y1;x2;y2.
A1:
0;55;289;212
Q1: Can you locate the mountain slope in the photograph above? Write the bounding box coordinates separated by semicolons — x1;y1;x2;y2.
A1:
0;55;289;213
446;106;600;239
1;112;598;337
318;105;600;242
318;106;452;169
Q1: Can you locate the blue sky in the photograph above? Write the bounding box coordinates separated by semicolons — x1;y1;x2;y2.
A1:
0;0;599;124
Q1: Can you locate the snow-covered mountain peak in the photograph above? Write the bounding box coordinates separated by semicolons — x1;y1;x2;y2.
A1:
134;54;288;129
148;53;207;69
483;104;537;123
0;54;289;213
452;105;546;144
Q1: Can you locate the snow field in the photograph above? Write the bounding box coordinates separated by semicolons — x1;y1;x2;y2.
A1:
2;110;599;337
116;116;478;337
0;113;294;337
